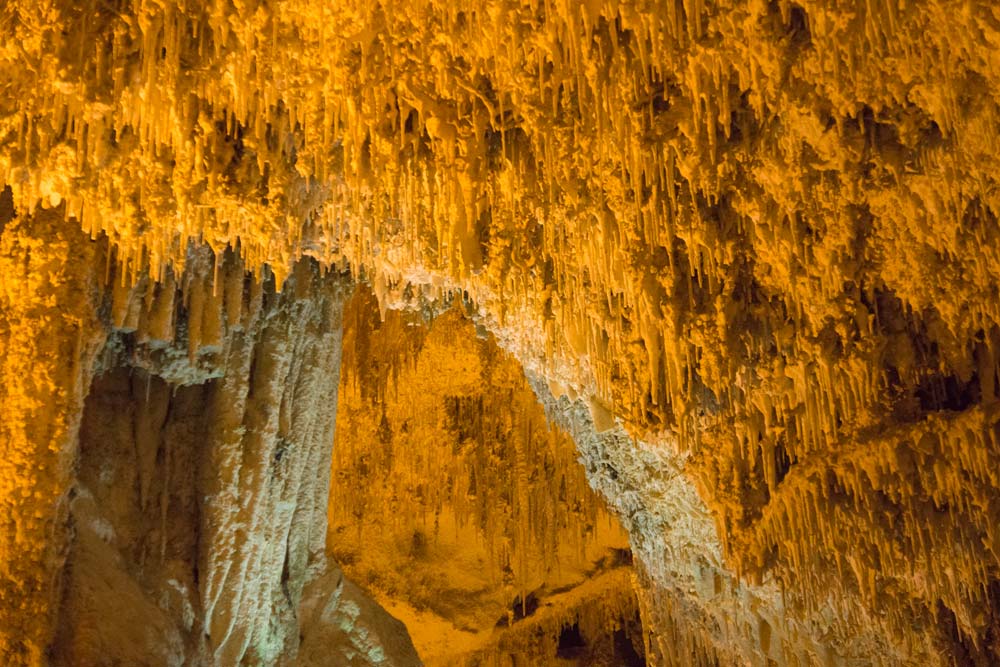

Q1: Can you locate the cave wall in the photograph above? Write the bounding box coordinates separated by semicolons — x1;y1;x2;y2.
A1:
327;286;637;664
52;252;352;666
2;1;1000;665
0;210;419;665
0;209;107;664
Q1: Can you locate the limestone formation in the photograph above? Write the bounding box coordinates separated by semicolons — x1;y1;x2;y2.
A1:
328;287;639;665
0;217;419;665
1;1;999;665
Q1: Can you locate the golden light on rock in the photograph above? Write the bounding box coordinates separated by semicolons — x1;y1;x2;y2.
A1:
329;287;637;665
0;1;999;665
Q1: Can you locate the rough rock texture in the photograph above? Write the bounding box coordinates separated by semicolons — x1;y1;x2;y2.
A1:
328;285;638;665
0;209;107;665
529;374;861;666
2;1;1000;665
0;209;419;665
298;567;422;667
52;251;349;665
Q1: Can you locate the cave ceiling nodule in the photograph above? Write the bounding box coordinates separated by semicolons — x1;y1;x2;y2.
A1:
1;0;1000;665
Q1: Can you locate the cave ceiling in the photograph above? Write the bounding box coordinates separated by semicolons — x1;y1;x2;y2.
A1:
1;1;1000;665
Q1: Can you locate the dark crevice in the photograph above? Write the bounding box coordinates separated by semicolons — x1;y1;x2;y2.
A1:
914;371;977;412
0;184;15;236
614;627;647;667
556;623;587;658
774;440;792;487
787;4;811;50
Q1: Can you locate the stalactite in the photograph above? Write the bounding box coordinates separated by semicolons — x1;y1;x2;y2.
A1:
327;285;632;663
3;1;1000;664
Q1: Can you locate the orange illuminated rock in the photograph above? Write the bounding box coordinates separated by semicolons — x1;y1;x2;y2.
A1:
0;1;999;665
328;286;636;664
